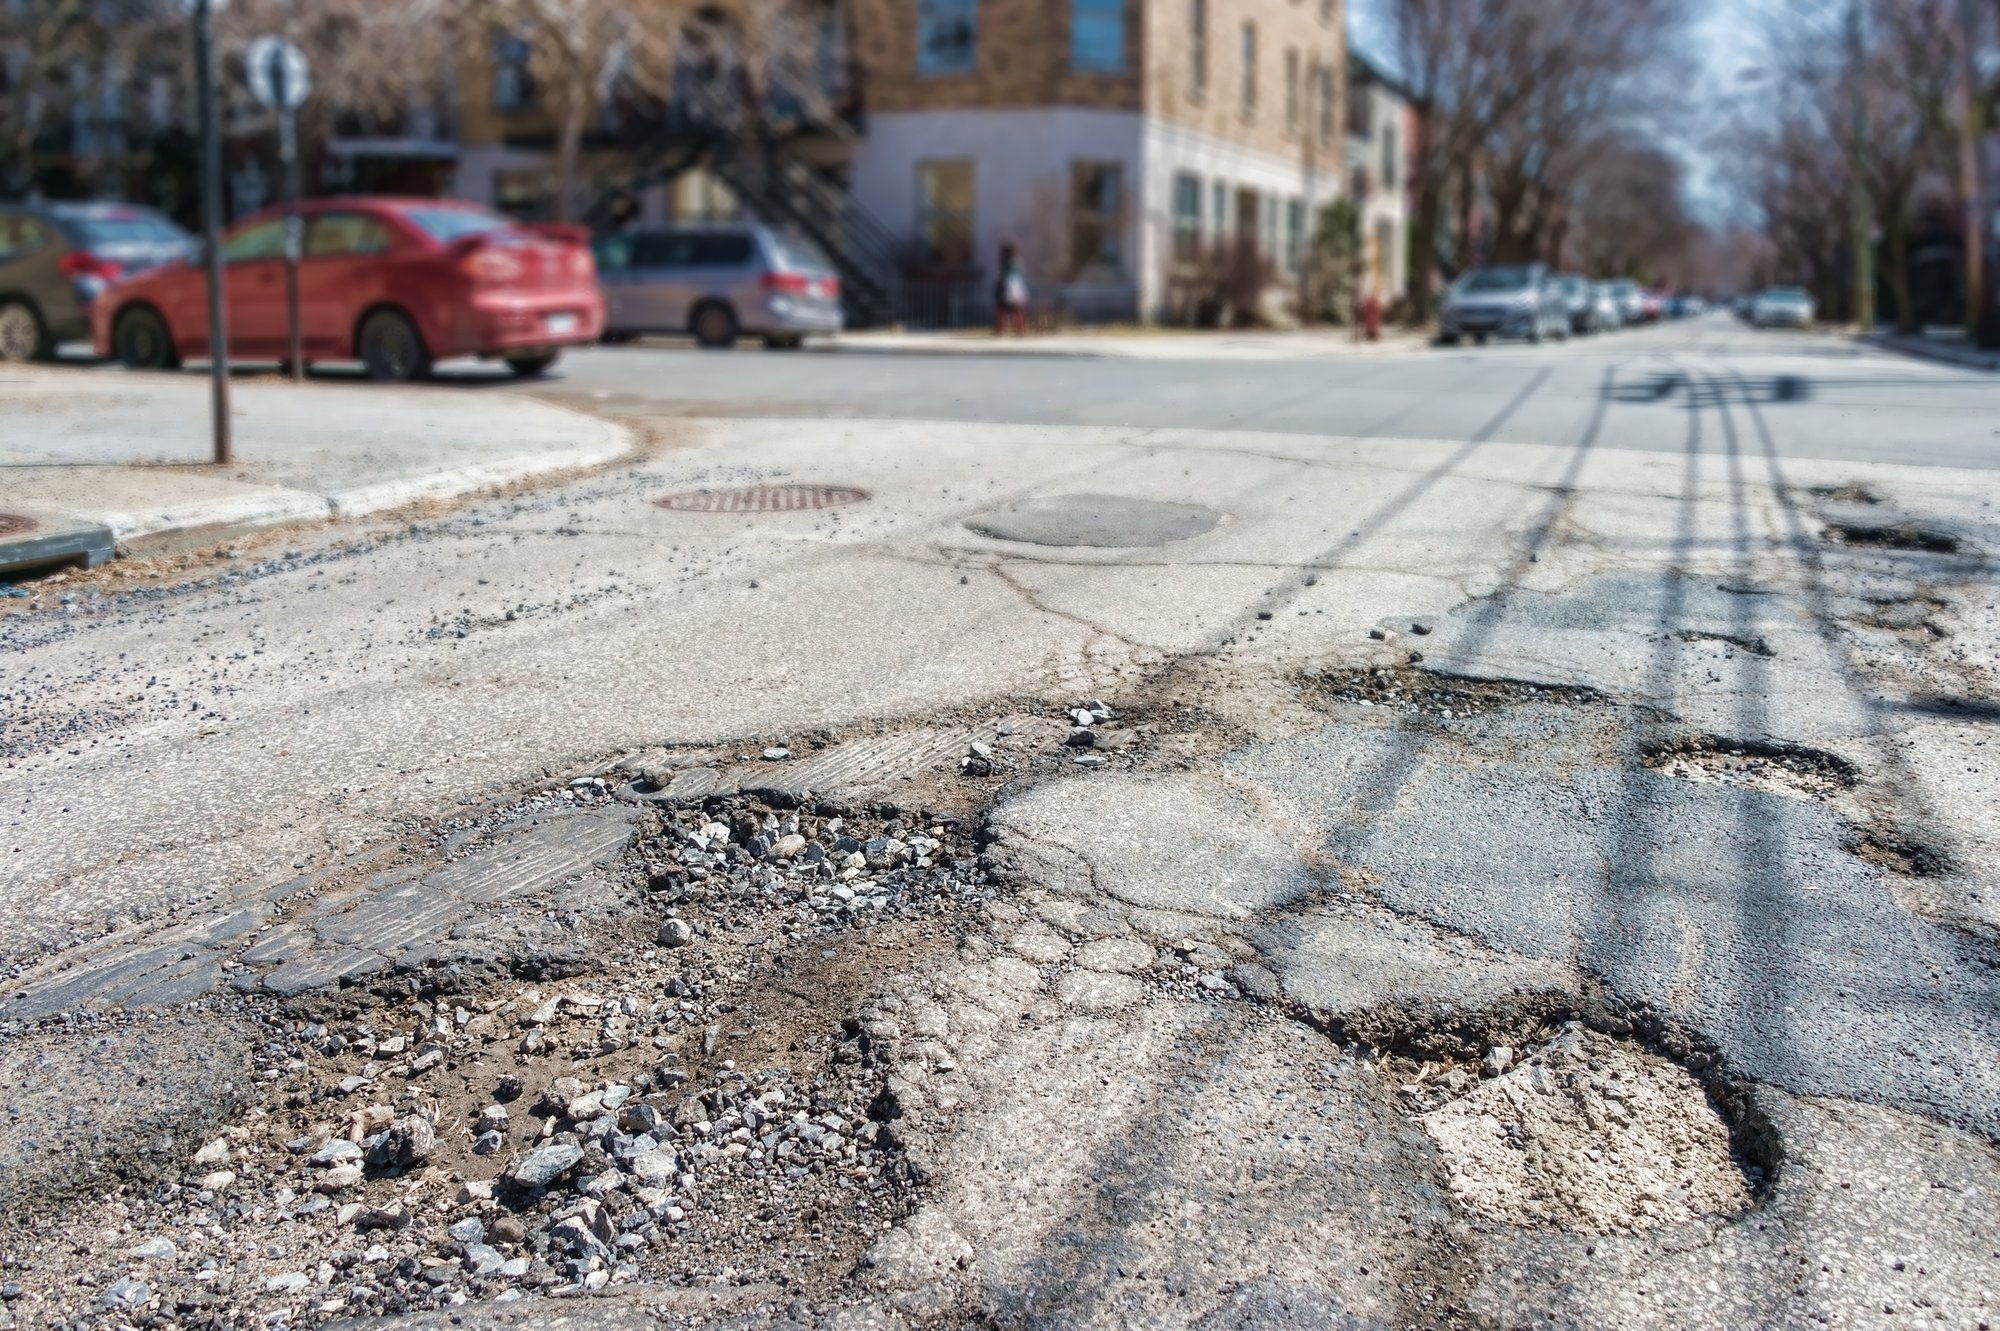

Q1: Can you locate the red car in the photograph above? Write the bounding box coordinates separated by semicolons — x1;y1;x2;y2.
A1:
93;196;603;381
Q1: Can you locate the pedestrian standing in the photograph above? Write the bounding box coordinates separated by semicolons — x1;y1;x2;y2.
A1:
994;241;1029;337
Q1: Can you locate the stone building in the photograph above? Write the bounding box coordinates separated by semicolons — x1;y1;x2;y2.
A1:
846;0;1348;320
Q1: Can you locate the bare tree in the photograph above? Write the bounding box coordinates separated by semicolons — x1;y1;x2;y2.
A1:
0;0;178;196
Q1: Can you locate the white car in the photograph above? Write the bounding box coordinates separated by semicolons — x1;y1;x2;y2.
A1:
1752;287;1815;329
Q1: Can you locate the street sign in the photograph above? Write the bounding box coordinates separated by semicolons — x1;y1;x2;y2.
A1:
245;35;311;379
246;36;310;110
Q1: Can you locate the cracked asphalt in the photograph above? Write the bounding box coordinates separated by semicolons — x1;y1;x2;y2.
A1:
3;318;2000;1330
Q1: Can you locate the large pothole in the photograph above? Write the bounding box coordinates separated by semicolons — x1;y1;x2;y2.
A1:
1304;665;1604;719
1642;734;1858;802
1401;1023;1757;1235
0;793;995;1326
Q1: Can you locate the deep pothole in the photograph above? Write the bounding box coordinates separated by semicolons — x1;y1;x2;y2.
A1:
1642;734;1859;801
1846;828;1956;879
1406;1022;1757;1235
1822;522;1961;555
1303;665;1604;719
1285;984;1774;1240
1674;628;1775;657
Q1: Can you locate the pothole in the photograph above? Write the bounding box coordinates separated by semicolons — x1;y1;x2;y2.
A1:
1406;1022;1757;1236
1304;665;1603;719
1674;628;1774;657
963;493;1223;548
1846;828;1955;879
1822;522;1961;554
1642;735;1858;801
0;793;995;1324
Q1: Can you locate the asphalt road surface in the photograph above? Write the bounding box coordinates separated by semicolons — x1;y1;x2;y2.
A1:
2;315;1998;1330
523;317;2000;470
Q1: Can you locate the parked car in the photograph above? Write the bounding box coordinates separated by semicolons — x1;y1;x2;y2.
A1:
93;197;603;380
1751;286;1816;329
592;223;842;349
1555;275;1599;334
0;201;191;363
1609;278;1645;326
1438;264;1570;345
1589;282;1624;331
1639;289;1664;322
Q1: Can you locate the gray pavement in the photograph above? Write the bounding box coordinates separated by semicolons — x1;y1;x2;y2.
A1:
1;316;1997;1329
520;317;2000;470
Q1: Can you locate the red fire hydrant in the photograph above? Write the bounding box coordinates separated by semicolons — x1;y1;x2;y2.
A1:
1361;291;1384;342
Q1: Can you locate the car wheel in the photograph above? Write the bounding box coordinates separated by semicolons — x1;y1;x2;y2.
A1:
358;309;430;383
0;298;47;363
1436;334;1460;347
1473;333;1488;346
505;352;560;379
692;302;738;349
113;306;179;370
1527;324;1543;345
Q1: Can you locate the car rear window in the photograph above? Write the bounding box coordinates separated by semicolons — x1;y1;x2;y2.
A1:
1456;267;1535;294
59;209;187;247
401;206;515;244
765;231;830;271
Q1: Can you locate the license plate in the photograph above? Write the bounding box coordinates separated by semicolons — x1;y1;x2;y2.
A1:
545;313;578;335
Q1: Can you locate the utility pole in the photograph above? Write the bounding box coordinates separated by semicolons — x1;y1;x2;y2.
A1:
191;0;232;464
1846;0;1876;331
1956;0;1992;343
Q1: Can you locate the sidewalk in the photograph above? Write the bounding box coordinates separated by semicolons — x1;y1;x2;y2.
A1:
819;326;1435;360
0;367;630;569
1859;327;2000;372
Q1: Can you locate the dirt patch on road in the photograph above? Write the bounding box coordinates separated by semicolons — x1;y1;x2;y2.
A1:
1822;522;1961;555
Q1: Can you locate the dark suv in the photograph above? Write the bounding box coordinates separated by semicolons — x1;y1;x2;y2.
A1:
0;201;191;362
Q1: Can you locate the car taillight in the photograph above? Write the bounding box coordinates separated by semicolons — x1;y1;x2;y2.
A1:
568;248;595;280
818;276;840;299
761;272;812;295
59;251;123;281
461;246;525;283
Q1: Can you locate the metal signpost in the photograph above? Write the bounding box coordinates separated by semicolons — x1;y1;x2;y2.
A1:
189;0;231;463
247;36;311;382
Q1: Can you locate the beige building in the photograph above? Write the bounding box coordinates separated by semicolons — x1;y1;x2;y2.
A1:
848;0;1347;320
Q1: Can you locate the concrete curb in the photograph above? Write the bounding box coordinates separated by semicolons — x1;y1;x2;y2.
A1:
1858;331;2000;372
325;433;633;517
96;489;334;544
814;333;1436;361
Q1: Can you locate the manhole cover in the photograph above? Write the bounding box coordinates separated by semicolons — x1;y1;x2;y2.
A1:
966;494;1222;548
0;513;39;538
655;484;869;513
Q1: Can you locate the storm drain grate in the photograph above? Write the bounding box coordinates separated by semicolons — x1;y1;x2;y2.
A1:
0;513;41;538
655;484;869;513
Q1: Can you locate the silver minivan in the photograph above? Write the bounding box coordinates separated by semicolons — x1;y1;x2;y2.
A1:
592;223;843;349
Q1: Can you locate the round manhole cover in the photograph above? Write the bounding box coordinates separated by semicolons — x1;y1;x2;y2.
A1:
966;494;1222;548
0;513;39;538
655;484;869;513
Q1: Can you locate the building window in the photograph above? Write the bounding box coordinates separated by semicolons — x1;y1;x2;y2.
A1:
1348;75;1371;142
1260;194;1279;265
1188;0;1207;97
493;33;535;111
1316;65;1335;146
1172;172;1202;262
1211;181;1229;239
916;159;975;264
1239;23;1256;118
1071;0;1124;72
1285;197;1304;274
1070;160;1123;276
1381;121;1400;191
1284;48;1299;135
917;0;978;74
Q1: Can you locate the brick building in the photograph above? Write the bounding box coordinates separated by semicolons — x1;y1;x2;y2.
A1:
847;0;1347;320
